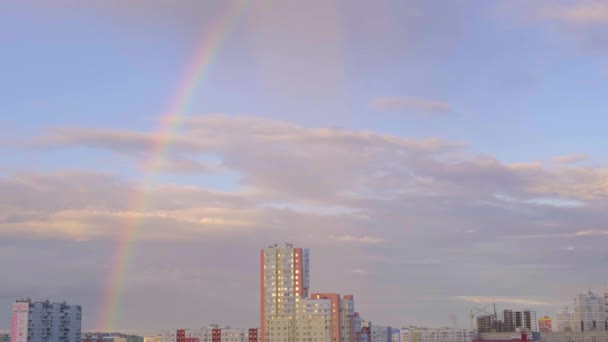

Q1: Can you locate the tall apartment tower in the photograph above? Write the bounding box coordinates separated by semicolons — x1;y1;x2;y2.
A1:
11;300;82;342
260;243;310;342
573;291;607;331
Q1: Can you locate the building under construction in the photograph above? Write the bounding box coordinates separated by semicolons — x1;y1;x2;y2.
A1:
477;309;538;333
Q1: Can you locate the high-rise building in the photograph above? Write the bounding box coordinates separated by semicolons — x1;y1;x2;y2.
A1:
261;243;310;342
477;310;537;333
573;291;606;332
260;243;365;342
11;300;82;342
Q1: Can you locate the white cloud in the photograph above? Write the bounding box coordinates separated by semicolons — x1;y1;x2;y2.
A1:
543;2;608;24
455;296;551;306
329;235;385;245
550;154;588;164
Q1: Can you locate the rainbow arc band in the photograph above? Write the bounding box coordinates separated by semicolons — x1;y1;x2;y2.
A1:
96;0;250;330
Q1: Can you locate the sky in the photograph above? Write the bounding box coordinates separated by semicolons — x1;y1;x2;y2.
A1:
2;0;608;335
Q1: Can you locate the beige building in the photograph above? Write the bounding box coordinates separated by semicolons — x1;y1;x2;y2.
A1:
260;244;364;342
401;327;475;342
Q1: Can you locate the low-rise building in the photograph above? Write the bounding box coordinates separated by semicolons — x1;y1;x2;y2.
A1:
541;331;608;342
402;327;475;342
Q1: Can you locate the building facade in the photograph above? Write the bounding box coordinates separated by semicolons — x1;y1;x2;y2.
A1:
557;308;577;333
392;329;402;342
371;326;391;342
260;243;366;342
573;291;607;332
191;326;247;342
160;327;255;342
83;333;143;342
477;310;537;333
261;244;310;342
11;300;82;342
541;332;608;342
401;327;475;342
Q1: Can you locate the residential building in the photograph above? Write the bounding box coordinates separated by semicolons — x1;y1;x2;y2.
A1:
191;325;246;342
573;291;606;332
557;308;577;333
477;310;537;333
261;243;310;342
361;322;371;342
371;326;391;342
248;329;259;342
391;329;401;342
11;300;82;342
401;327;475;342
1;335;10;342
160;327;260;342
83;333;143;342
541;331;608;342
260;243;366;342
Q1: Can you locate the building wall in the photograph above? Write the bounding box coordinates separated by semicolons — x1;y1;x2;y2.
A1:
371;326;391;342
189;326;247;342
392;329;402;342
12;300;81;342
541;331;608;342
573;292;607;332
402;327;475;342
261;244;310;342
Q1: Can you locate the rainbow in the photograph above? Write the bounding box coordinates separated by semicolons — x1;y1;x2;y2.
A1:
97;0;250;330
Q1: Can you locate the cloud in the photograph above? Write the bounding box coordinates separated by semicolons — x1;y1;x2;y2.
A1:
369;96;452;115
329;235;385;245
455;296;551;306
550;154;588;164
6;114;608;330
542;2;608;24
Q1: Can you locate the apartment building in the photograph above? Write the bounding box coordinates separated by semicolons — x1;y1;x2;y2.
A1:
11;300;82;342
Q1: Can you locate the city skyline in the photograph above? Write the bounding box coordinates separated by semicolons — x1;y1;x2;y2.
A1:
3;246;608;336
2;0;608;335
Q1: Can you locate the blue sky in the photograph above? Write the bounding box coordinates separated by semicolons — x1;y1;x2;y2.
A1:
2;0;608;334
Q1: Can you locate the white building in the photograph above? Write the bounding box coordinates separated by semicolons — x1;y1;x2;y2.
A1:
191;326;246;342
573;291;607;332
557;307;577;332
401;327;474;342
541;331;608;342
11;300;82;342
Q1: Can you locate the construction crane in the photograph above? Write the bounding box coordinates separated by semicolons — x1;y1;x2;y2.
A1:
470;305;494;331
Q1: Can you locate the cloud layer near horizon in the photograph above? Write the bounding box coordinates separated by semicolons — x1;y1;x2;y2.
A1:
2;115;608;331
